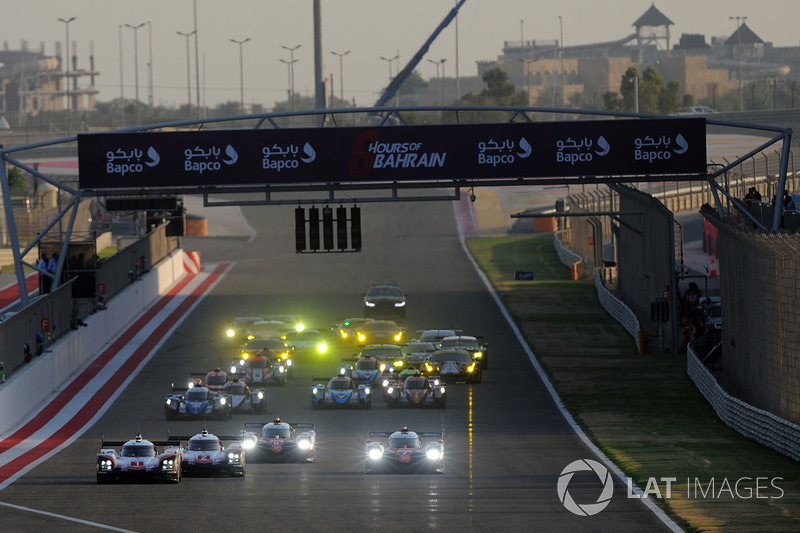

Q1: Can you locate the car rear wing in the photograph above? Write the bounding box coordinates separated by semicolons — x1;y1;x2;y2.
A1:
172;435;243;442
100;439;180;448
368;431;443;438
243;422;315;430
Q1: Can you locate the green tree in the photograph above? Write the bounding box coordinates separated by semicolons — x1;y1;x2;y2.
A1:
658;80;683;115
619;67;640;112
639;65;665;113
602;91;622;111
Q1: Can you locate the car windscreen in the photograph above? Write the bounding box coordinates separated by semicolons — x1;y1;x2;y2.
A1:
356;359;378;370
186;389;208;401
261;426;291;438
188;439;221;451
404;378;427;389
224;383;247;394
440;339;479;350
205;374;227;386
428;352;473;363
329;378;354;390
362;347;401;358
122;445;156;457
388;436;420;448
368;286;402;297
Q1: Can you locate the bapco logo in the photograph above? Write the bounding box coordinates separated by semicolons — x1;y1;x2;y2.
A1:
557;459;614;516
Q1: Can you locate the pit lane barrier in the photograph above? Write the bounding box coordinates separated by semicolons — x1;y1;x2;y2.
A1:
0;248;193;435
687;343;800;461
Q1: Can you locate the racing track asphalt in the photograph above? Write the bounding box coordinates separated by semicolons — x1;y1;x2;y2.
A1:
0;194;681;532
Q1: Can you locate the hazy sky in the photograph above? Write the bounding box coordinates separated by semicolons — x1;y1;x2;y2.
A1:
4;0;799;109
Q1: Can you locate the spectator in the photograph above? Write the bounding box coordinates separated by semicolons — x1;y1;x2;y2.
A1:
23;343;32;363
47;252;59;293
744;187;761;207
784;191;796;211
684;282;701;306
37;253;49;294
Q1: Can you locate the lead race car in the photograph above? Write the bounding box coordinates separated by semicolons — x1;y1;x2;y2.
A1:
241;418;316;463
174;429;246;477
96;434;183;484
311;376;372;409
364;427;444;474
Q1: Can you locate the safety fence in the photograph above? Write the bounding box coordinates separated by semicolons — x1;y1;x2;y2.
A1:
0;224;179;381
687;345;800;461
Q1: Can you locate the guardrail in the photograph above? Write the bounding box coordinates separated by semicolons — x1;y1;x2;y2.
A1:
687;345;800;461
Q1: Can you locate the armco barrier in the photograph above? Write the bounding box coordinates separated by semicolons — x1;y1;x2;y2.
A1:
687;346;800;461
0;248;186;435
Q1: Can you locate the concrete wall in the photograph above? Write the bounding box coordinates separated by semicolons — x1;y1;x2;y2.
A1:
0;249;186;435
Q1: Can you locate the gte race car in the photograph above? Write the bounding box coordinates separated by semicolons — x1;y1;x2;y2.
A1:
386;375;446;409
364;427;444;474
242;418;316;463
222;379;267;413
96;434;182;484
437;335;490;369
176;429;245;477
164;384;232;420
311;376;372;409
424;349;482;384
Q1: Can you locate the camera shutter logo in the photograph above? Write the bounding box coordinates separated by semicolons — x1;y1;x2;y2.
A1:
557;459;614;516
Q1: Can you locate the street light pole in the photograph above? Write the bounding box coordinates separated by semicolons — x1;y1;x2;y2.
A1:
57;16;76;131
440;59;447;105
147;21;153;110
118;24;125;126
230;37;250;113
559;15;565;107
427;58;441;104
380;53;399;103
282;44;301;113
125;22;145;124
330;50;350;108
177;30;196;117
729;16;747;111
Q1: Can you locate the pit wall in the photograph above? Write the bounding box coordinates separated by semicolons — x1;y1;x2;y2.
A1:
0;249;186;435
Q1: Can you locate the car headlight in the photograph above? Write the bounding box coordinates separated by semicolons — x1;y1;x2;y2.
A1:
296;323;305;332
387;386;394;394
228;453;240;462
166;398;172;406
226;329;235;338
317;342;328;353
358;333;366;341
278;365;285;373
364;387;371;395
473;351;483;359
339;367;347;375
382;379;390;387
368;448;383;460
433;379;440;386
187;382;195;389
426;364;433;372
393;360;403;368
365;301;376;307
440;387;446;394
426;449;442;461
220;398;227;405
286;359;293;367
394;333;403;341
99;459;113;470
394;301;406;307
242;438;256;450
297;439;311;450
242;352;250;360
230;365;237;374
257;391;264;399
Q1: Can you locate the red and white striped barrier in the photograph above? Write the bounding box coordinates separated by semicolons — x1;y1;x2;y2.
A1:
183;251;201;273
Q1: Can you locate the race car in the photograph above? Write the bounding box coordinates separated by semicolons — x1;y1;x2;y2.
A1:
363;284;407;319
334;317;376;343
355;320;404;346
424;349;482;384
175;429;245;477
283;328;329;356
224;316;265;344
364;427;444;474
190;368;230;392
222;378;267;413
339;356;381;385
415;329;460;343
311;376;372;409
241;418;316;463
386;375;446;409
401;341;438;367
437;335;490;369
164;384;233;420
231;351;289;386
96;434;182;484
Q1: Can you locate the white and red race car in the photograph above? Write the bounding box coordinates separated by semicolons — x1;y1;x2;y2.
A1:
385;374;446;408
242;418;316;463
96;434;182;484
365;427;444;474
175;429;245;477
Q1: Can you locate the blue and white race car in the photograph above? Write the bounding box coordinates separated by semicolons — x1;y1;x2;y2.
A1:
96;434;182;484
176;429;245;477
242;418;316;463
365;427;444;474
164;384;232;420
311;376;372;409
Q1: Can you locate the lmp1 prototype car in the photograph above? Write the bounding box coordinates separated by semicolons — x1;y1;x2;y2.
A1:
424;349;482;384
311;376;372;409
165;384;233;420
386;375;446;408
96;434;182;484
222;379;267;413
242;418;316;463
364;427;444;474
437;335;490;369
175;429;245;477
